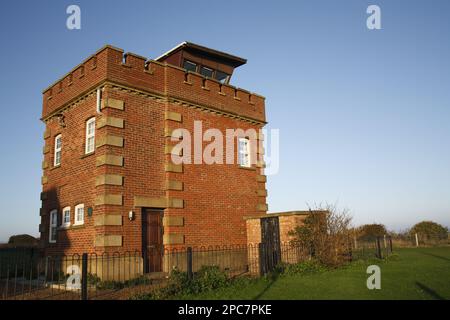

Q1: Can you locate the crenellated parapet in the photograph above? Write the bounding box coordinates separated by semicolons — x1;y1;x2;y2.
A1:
42;45;266;123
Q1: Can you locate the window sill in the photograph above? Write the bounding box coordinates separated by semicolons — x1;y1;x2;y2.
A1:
81;151;95;159
59;225;71;230
70;224;85;230
239;165;256;171
50;165;61;171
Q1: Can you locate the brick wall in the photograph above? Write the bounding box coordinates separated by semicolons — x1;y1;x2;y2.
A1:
39;45;267;255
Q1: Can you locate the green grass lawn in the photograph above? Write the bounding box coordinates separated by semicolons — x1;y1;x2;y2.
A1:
176;247;450;300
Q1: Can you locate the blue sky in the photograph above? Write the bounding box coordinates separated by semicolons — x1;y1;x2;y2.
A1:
0;0;449;242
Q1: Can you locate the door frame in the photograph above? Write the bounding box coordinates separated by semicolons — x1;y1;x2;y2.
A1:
141;208;164;273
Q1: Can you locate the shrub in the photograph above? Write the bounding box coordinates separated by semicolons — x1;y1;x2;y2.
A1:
191;266;228;293
357;224;387;242
130;265;229;299
289;202;353;267
87;274;150;290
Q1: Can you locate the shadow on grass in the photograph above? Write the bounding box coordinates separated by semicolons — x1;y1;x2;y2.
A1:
418;251;450;263
252;274;280;300
415;282;445;300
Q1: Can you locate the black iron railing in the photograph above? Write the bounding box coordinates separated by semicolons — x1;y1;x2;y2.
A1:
0;239;388;300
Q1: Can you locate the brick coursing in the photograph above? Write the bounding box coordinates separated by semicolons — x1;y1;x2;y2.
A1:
39;45;267;255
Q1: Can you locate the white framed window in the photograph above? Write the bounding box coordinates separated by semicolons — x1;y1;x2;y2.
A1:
85;117;96;154
62;206;71;228
200;66;214;78
183;60;197;72
74;204;84;226
49;209;58;243
238;137;251;167
54;134;62;166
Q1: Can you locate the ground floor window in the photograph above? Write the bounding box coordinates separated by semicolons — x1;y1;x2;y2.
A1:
74;204;84;225
62;206;71;228
49;209;57;243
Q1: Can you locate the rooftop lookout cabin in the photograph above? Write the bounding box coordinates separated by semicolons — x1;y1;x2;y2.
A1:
155;41;247;84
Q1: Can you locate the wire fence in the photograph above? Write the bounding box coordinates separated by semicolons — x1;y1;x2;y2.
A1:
351;236;393;260
389;233;450;248
0;239;388;300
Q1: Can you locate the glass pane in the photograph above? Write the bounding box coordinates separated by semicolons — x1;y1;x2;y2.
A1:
64;211;70;223
51;212;57;225
87;137;94;153
238;138;250;167
215;70;229;83
56;137;62;149
200;66;214;78
51;227;57;241
183;60;197;72
77;208;84;221
88;120;95;135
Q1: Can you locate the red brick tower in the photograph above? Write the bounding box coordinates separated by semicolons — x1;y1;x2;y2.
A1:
39;43;267;259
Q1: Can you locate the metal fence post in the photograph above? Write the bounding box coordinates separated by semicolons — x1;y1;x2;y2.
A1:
81;253;88;300
376;237;382;259
187;247;193;280
143;250;148;274
389;236;393;253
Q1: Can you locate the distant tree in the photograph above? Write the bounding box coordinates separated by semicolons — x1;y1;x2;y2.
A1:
387;229;410;241
410;221;448;240
357;224;387;241
7;234;38;247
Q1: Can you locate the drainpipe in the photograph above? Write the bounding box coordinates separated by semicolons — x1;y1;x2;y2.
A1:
96;88;102;113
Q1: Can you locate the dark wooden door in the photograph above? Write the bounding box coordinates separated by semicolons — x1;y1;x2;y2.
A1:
261;217;281;273
142;209;163;273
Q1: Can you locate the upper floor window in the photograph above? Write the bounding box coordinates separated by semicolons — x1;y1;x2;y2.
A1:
215;70;230;84
54;134;62;166
49;209;58;243
62;206;71;228
85;118;96;154
183;60;197;72
238;137;251;168
74;204;84;226
200;66;214;78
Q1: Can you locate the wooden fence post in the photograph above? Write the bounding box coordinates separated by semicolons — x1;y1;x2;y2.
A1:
376;237;382;259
